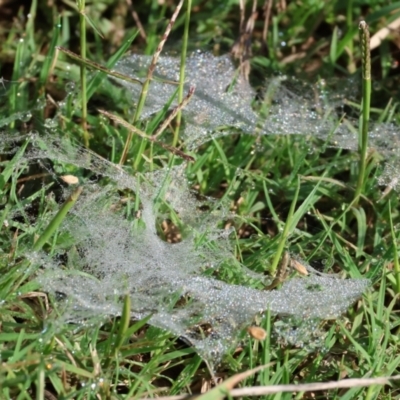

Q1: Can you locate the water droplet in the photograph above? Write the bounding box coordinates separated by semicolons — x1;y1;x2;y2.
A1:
65;81;76;94
35;97;47;110
44;118;58;129
19;111;32;122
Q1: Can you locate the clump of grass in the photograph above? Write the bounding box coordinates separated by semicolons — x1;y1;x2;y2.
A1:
1;2;400;399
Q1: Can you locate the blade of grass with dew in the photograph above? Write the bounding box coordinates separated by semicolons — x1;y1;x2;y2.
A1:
354;21;371;204
38;17;61;91
24;0;37;52
9;40;28;121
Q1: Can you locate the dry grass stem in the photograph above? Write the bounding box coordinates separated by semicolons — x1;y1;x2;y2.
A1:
99;109;194;161
154;374;400;400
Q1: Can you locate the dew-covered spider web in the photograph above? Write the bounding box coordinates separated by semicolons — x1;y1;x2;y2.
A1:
1;130;369;366
113;51;360;149
114;51;400;187
10;49;400;365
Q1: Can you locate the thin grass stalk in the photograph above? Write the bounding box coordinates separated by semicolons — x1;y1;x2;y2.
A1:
269;176;300;275
173;0;192;147
77;0;89;147
57;47;142;87
119;0;184;165
154;375;400;399
354;21;371;203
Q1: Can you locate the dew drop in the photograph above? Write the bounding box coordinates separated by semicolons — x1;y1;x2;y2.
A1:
19;111;32;122
35;97;47;110
44;118;58;129
65;81;76;94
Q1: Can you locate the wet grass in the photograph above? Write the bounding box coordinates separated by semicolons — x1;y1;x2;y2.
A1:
1;0;400;399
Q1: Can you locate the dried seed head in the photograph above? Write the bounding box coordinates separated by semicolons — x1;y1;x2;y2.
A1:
247;326;267;340
60;175;79;185
290;259;309;276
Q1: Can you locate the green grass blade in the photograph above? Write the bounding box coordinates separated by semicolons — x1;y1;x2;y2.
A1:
112;294;131;355
38;17;62;90
33;186;83;252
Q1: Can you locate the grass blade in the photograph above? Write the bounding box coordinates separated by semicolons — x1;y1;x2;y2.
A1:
33;186;83;252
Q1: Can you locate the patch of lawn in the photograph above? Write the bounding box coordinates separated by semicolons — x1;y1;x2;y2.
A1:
1;1;400;399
